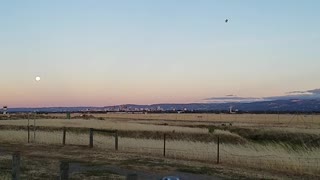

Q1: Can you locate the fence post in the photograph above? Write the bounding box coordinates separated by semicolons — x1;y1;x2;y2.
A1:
27;125;30;143
27;117;30;143
217;136;220;164
126;173;138;180
89;128;93;148
60;161;69;180
62;127;66;145
66;112;71;120
115;130;118;151
12;152;20;180
163;133;166;157
33;119;36;142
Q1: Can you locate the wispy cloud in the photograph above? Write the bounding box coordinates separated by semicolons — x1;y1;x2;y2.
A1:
287;88;320;94
204;88;320;103
287;91;309;94
204;95;263;103
307;89;320;94
225;94;235;97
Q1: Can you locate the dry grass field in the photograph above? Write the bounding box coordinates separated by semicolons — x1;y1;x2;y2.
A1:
0;118;207;134
45;113;320;127
0;113;319;178
95;113;319;125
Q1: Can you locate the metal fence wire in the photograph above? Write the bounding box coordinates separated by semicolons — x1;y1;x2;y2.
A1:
0;124;319;176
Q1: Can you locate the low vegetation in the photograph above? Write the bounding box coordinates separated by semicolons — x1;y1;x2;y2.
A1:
0;113;319;178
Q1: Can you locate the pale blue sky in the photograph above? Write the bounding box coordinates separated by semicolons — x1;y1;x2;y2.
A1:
0;0;320;107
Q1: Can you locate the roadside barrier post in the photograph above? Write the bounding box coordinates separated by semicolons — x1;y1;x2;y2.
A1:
127;173;138;180
60;161;69;180
12;152;20;180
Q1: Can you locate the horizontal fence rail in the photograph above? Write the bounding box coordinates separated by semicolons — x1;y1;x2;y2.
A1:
0;123;319;176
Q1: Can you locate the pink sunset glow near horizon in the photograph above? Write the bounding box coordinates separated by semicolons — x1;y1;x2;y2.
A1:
1;1;319;108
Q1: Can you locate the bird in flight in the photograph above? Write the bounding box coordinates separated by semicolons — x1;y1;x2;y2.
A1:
225;19;229;23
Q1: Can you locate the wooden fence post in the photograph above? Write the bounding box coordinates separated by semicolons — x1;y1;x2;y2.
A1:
163;133;166;157
27;125;30;143
27;118;30;143
126;173;138;180
66;112;71;120
60;161;69;180
217;136;220;164
115;130;118;151
63;127;66;145
33;119;36;142
89;128;93;148
12;152;20;180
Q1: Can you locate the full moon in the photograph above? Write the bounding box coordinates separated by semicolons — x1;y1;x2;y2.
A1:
35;76;41;81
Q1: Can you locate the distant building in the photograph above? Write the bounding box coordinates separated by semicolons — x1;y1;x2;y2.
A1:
2;106;8;115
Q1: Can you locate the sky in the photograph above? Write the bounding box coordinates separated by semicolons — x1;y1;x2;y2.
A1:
0;0;320;107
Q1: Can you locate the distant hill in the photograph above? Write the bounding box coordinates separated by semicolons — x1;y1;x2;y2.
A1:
5;99;320;113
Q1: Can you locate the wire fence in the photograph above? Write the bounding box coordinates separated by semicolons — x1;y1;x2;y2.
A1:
0;124;319;177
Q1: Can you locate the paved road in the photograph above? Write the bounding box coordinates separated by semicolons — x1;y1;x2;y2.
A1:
69;162;222;180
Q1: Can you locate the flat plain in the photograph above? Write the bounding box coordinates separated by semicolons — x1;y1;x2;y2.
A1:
0;113;319;179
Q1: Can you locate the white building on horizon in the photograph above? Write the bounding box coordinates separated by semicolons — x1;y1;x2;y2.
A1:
2;106;8;115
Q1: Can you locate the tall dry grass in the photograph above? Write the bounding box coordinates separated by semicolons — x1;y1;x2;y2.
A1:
88;113;320;127
3;113;320;129
0;119;207;134
0;129;318;175
0;117;318;138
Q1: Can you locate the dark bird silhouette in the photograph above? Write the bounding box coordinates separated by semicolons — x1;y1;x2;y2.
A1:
225;19;229;23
